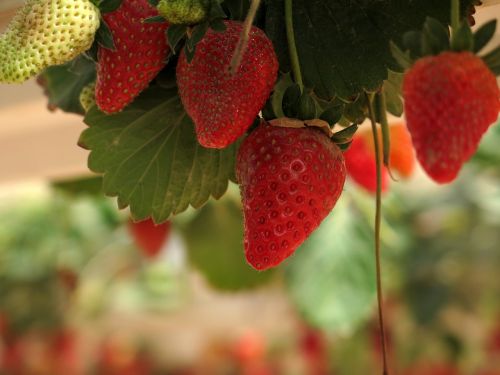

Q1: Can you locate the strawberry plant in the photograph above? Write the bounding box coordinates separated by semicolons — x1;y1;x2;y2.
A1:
1;0;499;374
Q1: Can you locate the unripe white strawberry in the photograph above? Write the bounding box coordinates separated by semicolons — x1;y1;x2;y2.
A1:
0;0;100;83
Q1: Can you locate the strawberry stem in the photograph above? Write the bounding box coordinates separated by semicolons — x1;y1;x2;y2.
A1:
285;0;304;90
451;0;460;33
229;0;262;75
366;92;390;375
375;91;397;181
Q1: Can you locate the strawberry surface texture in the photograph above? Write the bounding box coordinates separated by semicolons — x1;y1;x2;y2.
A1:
403;51;499;183
96;0;170;113
236;122;346;270
177;20;279;149
0;0;100;83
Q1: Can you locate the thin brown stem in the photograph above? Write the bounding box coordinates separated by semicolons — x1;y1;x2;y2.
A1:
366;92;390;375
229;0;262;75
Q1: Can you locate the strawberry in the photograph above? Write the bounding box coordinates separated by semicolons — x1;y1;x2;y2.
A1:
128;218;171;258
386;122;416;179
80;81;96;113
157;0;210;25
95;0;170;113
344;131;389;194
403;51;499;183
236;122;346;270
0;0;100;83
177;21;278;148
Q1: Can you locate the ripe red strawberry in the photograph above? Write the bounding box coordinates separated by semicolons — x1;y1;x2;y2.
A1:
96;0;169;113
344;131;389;194
236;122;346;270
403;51;499;183
177;21;278;148
128;218;171;258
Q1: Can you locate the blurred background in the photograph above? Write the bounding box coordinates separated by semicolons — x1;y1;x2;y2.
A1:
1;2;500;375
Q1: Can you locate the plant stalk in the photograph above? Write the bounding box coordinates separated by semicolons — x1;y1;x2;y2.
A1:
284;0;304;90
366;92;390;375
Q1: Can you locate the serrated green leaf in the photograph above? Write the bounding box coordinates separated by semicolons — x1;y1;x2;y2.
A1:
474;19;497;53
266;0;474;101
99;0;122;13
180;192;275;291
167;25;188;52
38;56;96;115
285;199;376;334
96;21;116;50
79;87;239;222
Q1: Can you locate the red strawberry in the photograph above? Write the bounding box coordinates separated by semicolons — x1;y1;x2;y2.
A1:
386;122;416;178
344;131;389;194
128;218;171;258
96;0;169;113
177;21;278;148
403;51;499;183
236;122;346;270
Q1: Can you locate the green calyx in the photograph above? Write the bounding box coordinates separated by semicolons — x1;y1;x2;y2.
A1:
391;16;500;76
157;0;211;25
0;0;100;84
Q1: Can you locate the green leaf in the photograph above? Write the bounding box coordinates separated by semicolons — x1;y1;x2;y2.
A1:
38;56;96;115
99;0;122;13
79;86;239;222
285;199;376;334
266;0;474;101
474;19;497;53
96;21;116;51
180;192;275;291
319;105;343;126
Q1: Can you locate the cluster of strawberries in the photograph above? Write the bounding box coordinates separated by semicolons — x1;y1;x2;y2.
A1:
0;0;498;271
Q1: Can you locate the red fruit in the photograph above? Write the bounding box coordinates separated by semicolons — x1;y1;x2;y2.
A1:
403;51;499;183
236;122;346;270
177;21;278;148
387;122;416;178
344;132;389;193
128;218;171;258
96;0;169;113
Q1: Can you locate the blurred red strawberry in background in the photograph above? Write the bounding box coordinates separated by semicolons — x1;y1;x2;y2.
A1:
128;218;171;258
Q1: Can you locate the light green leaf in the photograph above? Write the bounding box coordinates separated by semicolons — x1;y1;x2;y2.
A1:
285;198;376;334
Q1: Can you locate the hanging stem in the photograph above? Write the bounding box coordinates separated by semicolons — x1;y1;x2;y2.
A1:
375;91;396;180
366;92;390;375
451;0;460;32
229;0;262;75
285;0;304;90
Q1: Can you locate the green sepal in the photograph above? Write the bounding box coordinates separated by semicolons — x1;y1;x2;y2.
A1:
98;0;122;13
473;19;497;53
421;17;450;56
403;31;423;60
383;70;404;117
482;46;500;76
337;141;353;152
319;105;343;126
282;84;302;118
184;22;210;61
210;18;227;32
451;21;474;52
342;95;367;125
332;124;358;145
167;25;188;52
390;41;413;70
148;0;160;6
96;21;115;51
208;0;227;19
296;91;318;120
263;73;294;120
144;15;166;23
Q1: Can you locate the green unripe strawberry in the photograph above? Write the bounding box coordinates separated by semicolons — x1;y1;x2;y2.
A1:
157;0;210;25
0;0;100;84
79;82;96;113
